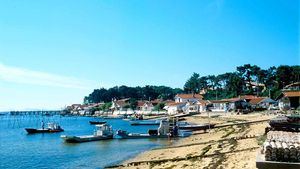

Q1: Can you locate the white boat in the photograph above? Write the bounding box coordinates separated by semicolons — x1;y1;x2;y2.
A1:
61;124;113;143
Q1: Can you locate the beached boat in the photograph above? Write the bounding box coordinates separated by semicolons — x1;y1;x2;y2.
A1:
117;120;172;139
130;119;161;126
178;123;215;131
116;130;169;139
61;124;113;143
89;121;107;125
25;122;64;134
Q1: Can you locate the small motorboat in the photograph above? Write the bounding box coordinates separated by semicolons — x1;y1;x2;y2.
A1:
89;121;107;125
118;120;173;139
116;130;169;139
130;120;161;126
178;123;215;131
25;122;64;134
61;124;113;143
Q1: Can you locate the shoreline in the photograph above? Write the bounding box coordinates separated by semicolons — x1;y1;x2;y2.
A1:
109;112;275;169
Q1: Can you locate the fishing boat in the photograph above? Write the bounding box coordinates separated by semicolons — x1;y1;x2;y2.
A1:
25;122;64;134
89;121;107;125
117;120;172;139
178;123;215;131
61;124;113;143
130;119;161;126
101;115;124;119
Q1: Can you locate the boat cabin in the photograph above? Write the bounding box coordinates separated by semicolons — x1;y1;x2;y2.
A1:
94;124;113;136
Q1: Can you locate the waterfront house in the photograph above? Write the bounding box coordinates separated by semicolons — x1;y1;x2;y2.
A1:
277;82;300;110
183;100;208;113
208;95;256;112
111;98;130;111
249;97;276;110
174;94;203;103
137;101;146;110
164;102;186;115
208;100;229;112
140;101;155;111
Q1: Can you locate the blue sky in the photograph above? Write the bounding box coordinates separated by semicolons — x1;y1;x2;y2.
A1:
0;0;299;111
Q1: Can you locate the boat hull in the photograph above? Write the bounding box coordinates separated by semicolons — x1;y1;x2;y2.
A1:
130;120;160;126
25;128;64;134
116;130;168;139
178;124;215;131
61;135;113;143
89;121;107;125
118;134;168;139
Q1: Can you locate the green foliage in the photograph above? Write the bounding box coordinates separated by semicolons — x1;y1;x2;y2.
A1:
84;86;183;103
153;102;165;111
184;72;200;94
84;64;299;103
129;98;137;110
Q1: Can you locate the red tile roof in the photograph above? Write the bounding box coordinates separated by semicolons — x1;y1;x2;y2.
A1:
137;101;145;107
283;91;300;97
176;94;203;99
167;102;186;106
249;97;267;105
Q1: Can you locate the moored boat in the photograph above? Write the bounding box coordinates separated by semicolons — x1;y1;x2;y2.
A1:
117;119;173;139
130;120;161;126
61;124;113;143
25;122;64;134
89;121;107;125
178;123;215;131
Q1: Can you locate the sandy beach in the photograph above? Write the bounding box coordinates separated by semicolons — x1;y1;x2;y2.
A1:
112;112;275;169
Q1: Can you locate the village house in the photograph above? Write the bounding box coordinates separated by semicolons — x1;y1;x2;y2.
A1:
66;104;86;115
174;94;203;103
164;102;186;115
110;98;130;111
249;97;276;110
164;93;205;114
183;100;208;113
277;82;300;110
137;101;155;111
208;95;260;112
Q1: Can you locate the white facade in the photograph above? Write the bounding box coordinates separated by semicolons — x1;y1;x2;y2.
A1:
174;96;199;103
165;103;186;115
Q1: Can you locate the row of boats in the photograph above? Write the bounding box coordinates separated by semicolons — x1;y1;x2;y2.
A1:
25;118;215;143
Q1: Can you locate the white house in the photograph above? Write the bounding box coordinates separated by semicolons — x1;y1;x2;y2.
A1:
141;101;155;111
249;97;276;109
164;102;186;115
111;98;130;111
174;94;203;103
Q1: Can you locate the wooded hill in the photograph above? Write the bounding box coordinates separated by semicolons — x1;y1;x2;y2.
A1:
84;64;299;103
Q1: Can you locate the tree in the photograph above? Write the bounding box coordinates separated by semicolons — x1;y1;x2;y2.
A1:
184;73;200;94
237;64;261;94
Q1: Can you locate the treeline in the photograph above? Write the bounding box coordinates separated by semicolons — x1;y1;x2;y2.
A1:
84;64;299;103
184;64;299;100
84;85;183;103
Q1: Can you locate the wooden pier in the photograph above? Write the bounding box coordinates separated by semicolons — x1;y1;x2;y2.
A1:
9;110;63;116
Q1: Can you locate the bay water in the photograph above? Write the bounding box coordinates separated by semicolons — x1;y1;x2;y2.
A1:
0;114;171;169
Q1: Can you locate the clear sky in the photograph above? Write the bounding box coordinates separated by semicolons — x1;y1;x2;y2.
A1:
0;0;299;111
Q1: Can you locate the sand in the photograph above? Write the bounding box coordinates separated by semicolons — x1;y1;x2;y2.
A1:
112;112;275;169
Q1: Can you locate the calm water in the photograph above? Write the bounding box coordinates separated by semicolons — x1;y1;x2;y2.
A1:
0;114;172;169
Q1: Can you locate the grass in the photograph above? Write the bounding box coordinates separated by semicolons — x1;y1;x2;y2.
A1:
200;145;212;156
221;127;236;138
256;134;267;145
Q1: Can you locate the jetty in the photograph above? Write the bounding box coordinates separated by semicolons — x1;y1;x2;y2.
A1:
9;110;63;116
